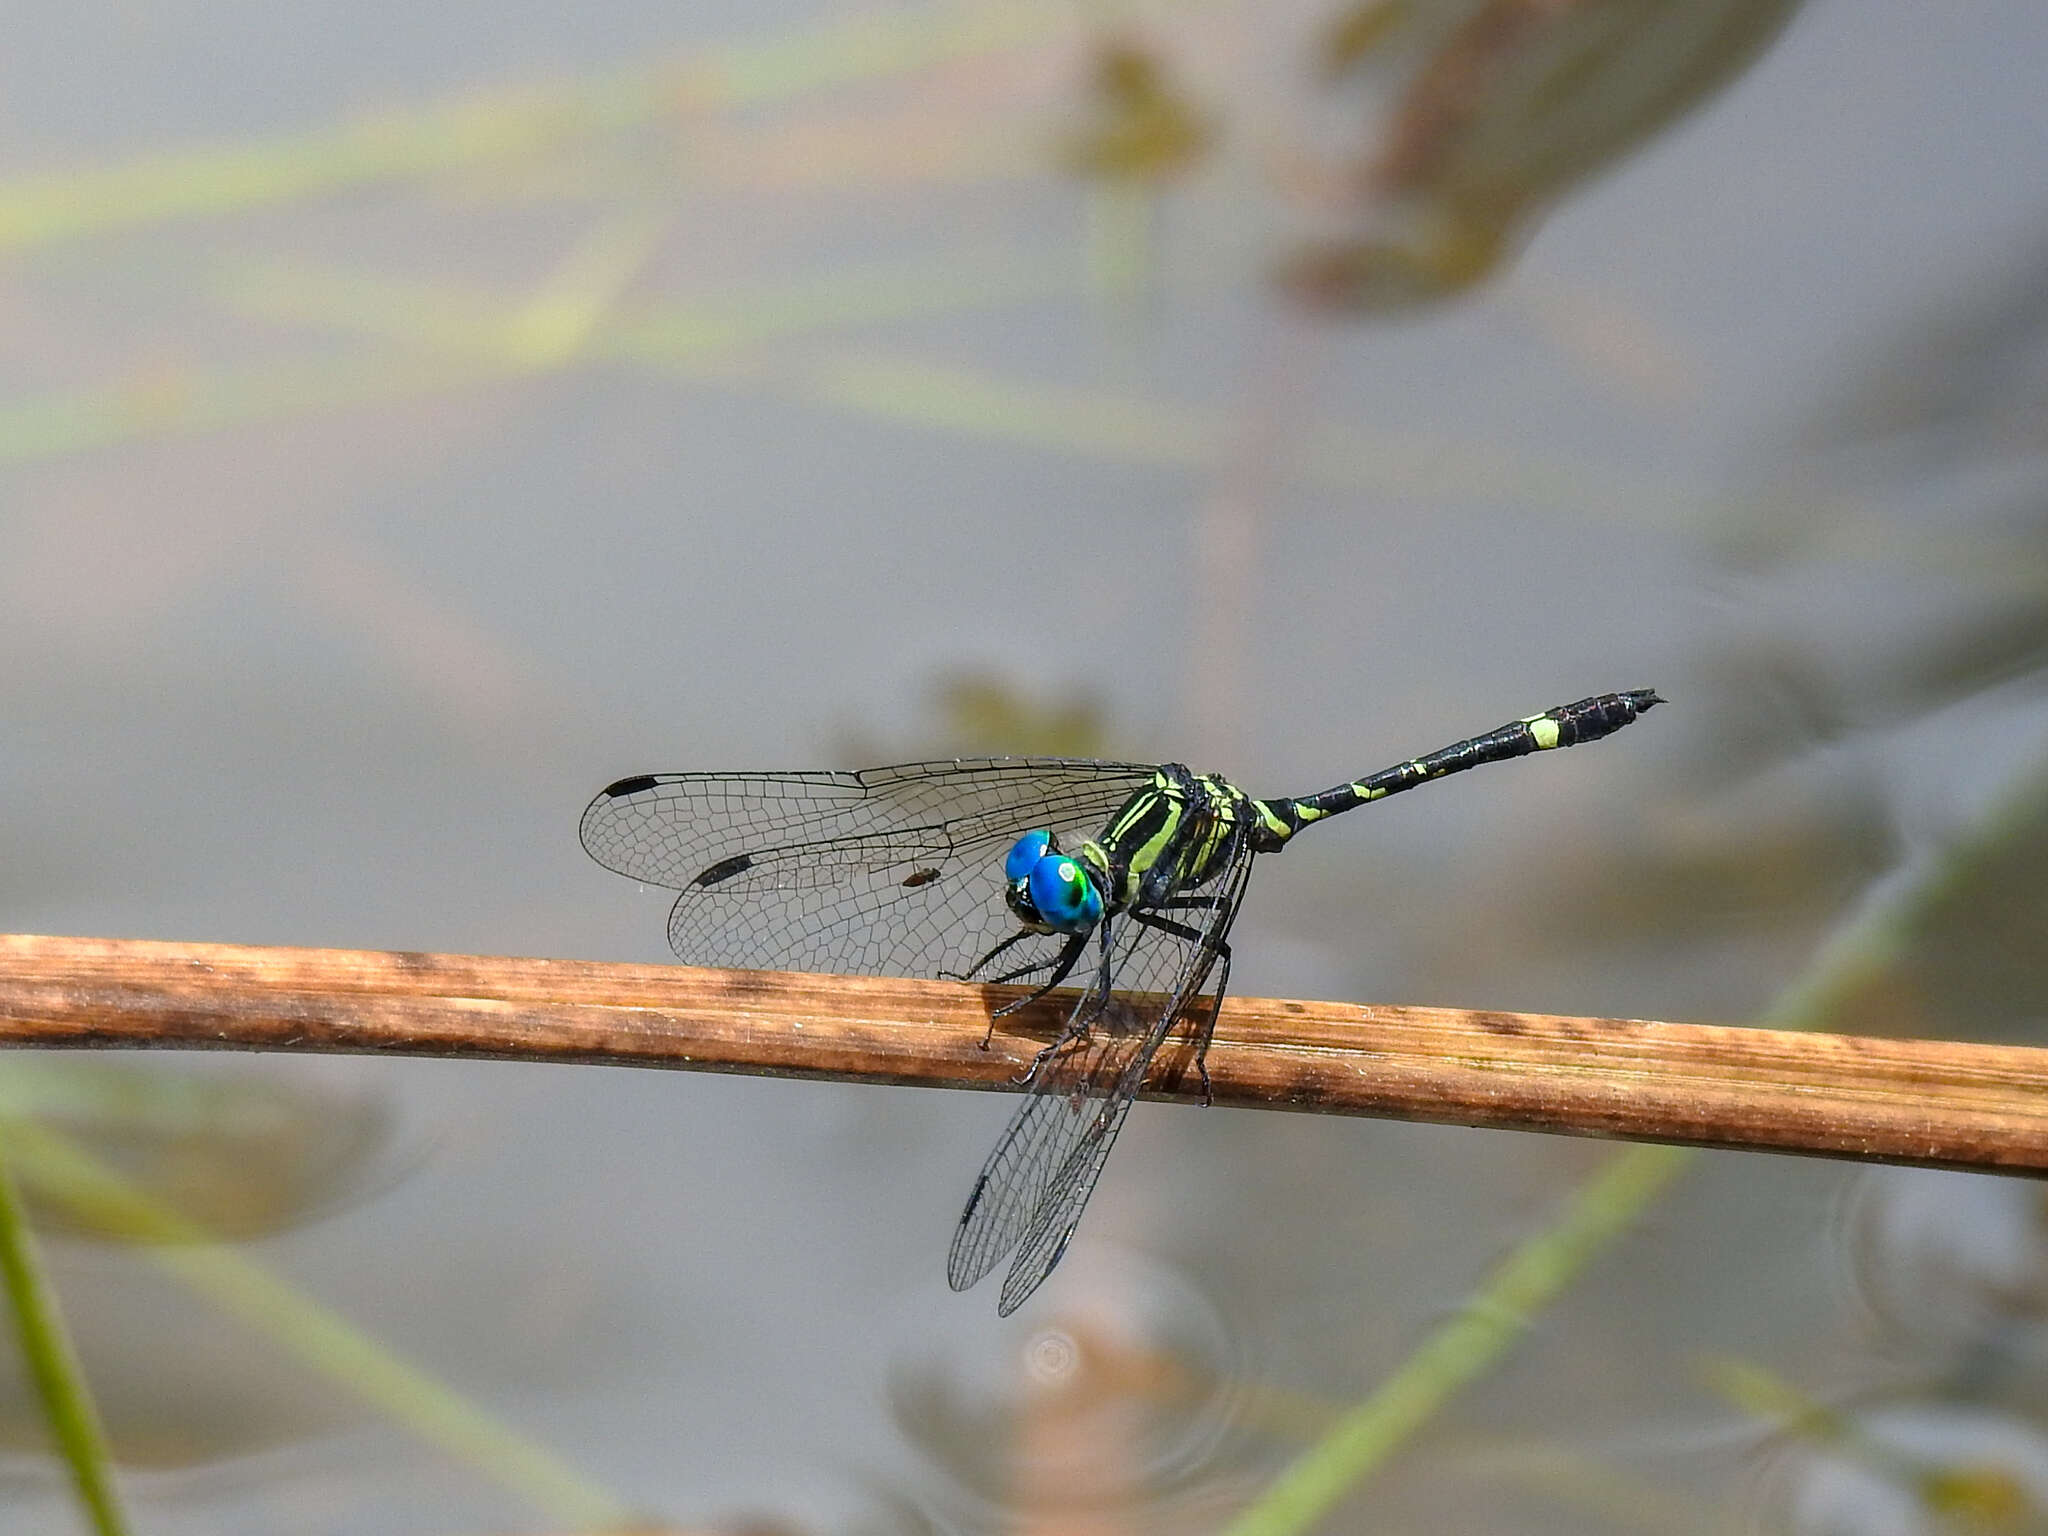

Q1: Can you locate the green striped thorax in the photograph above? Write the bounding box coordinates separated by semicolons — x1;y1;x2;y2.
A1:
1005;767;1268;938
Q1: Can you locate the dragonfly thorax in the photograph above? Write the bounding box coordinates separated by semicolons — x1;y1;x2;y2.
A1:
1001;828;1106;936
1092;767;1254;908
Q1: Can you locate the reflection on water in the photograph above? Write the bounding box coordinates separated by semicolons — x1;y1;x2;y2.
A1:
891;1243;1257;1531
1837;1169;2048;1381
0;1057;398;1240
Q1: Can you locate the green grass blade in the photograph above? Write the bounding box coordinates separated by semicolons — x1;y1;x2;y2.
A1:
1218;1142;1692;1536
0;352;495;466
0;248;1069;466
0;1;1066;250
0;1138;133;1536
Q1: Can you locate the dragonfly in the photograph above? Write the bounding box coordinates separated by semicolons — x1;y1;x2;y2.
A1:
580;689;1661;1315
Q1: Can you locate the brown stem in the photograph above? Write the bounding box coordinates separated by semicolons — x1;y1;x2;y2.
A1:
3;933;2043;1176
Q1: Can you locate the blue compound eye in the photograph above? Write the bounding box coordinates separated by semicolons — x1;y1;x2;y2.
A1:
1004;829;1053;884
1027;854;1102;935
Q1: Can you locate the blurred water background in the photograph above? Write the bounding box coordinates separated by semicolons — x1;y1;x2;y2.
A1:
4;0;2048;1531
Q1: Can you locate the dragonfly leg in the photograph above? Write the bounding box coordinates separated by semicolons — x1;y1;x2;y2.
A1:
1014;922;1116;1084
1082;915;1117;1022
983;931;1090;1046
1193;943;1232;1106
1016;1031;1070;1086
982;953;1056;1004
1127;902;1233;1107
946;929;1036;984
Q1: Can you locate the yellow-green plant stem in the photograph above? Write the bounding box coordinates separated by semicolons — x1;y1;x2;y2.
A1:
0;0;1064;250
1218;1141;1692;1536
0;1119;632;1530
0;249;1069;468
0;1140;132;1536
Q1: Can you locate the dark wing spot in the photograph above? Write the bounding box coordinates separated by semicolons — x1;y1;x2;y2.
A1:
693;853;754;887
901;867;942;888
602;774;660;798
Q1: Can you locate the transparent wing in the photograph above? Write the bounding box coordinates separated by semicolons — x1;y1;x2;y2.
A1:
947;830;1258;1316
579;759;1155;979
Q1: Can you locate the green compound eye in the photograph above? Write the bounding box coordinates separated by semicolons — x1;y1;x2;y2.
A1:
1027;854;1102;934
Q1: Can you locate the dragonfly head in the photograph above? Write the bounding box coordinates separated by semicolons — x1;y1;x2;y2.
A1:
1002;829;1103;935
